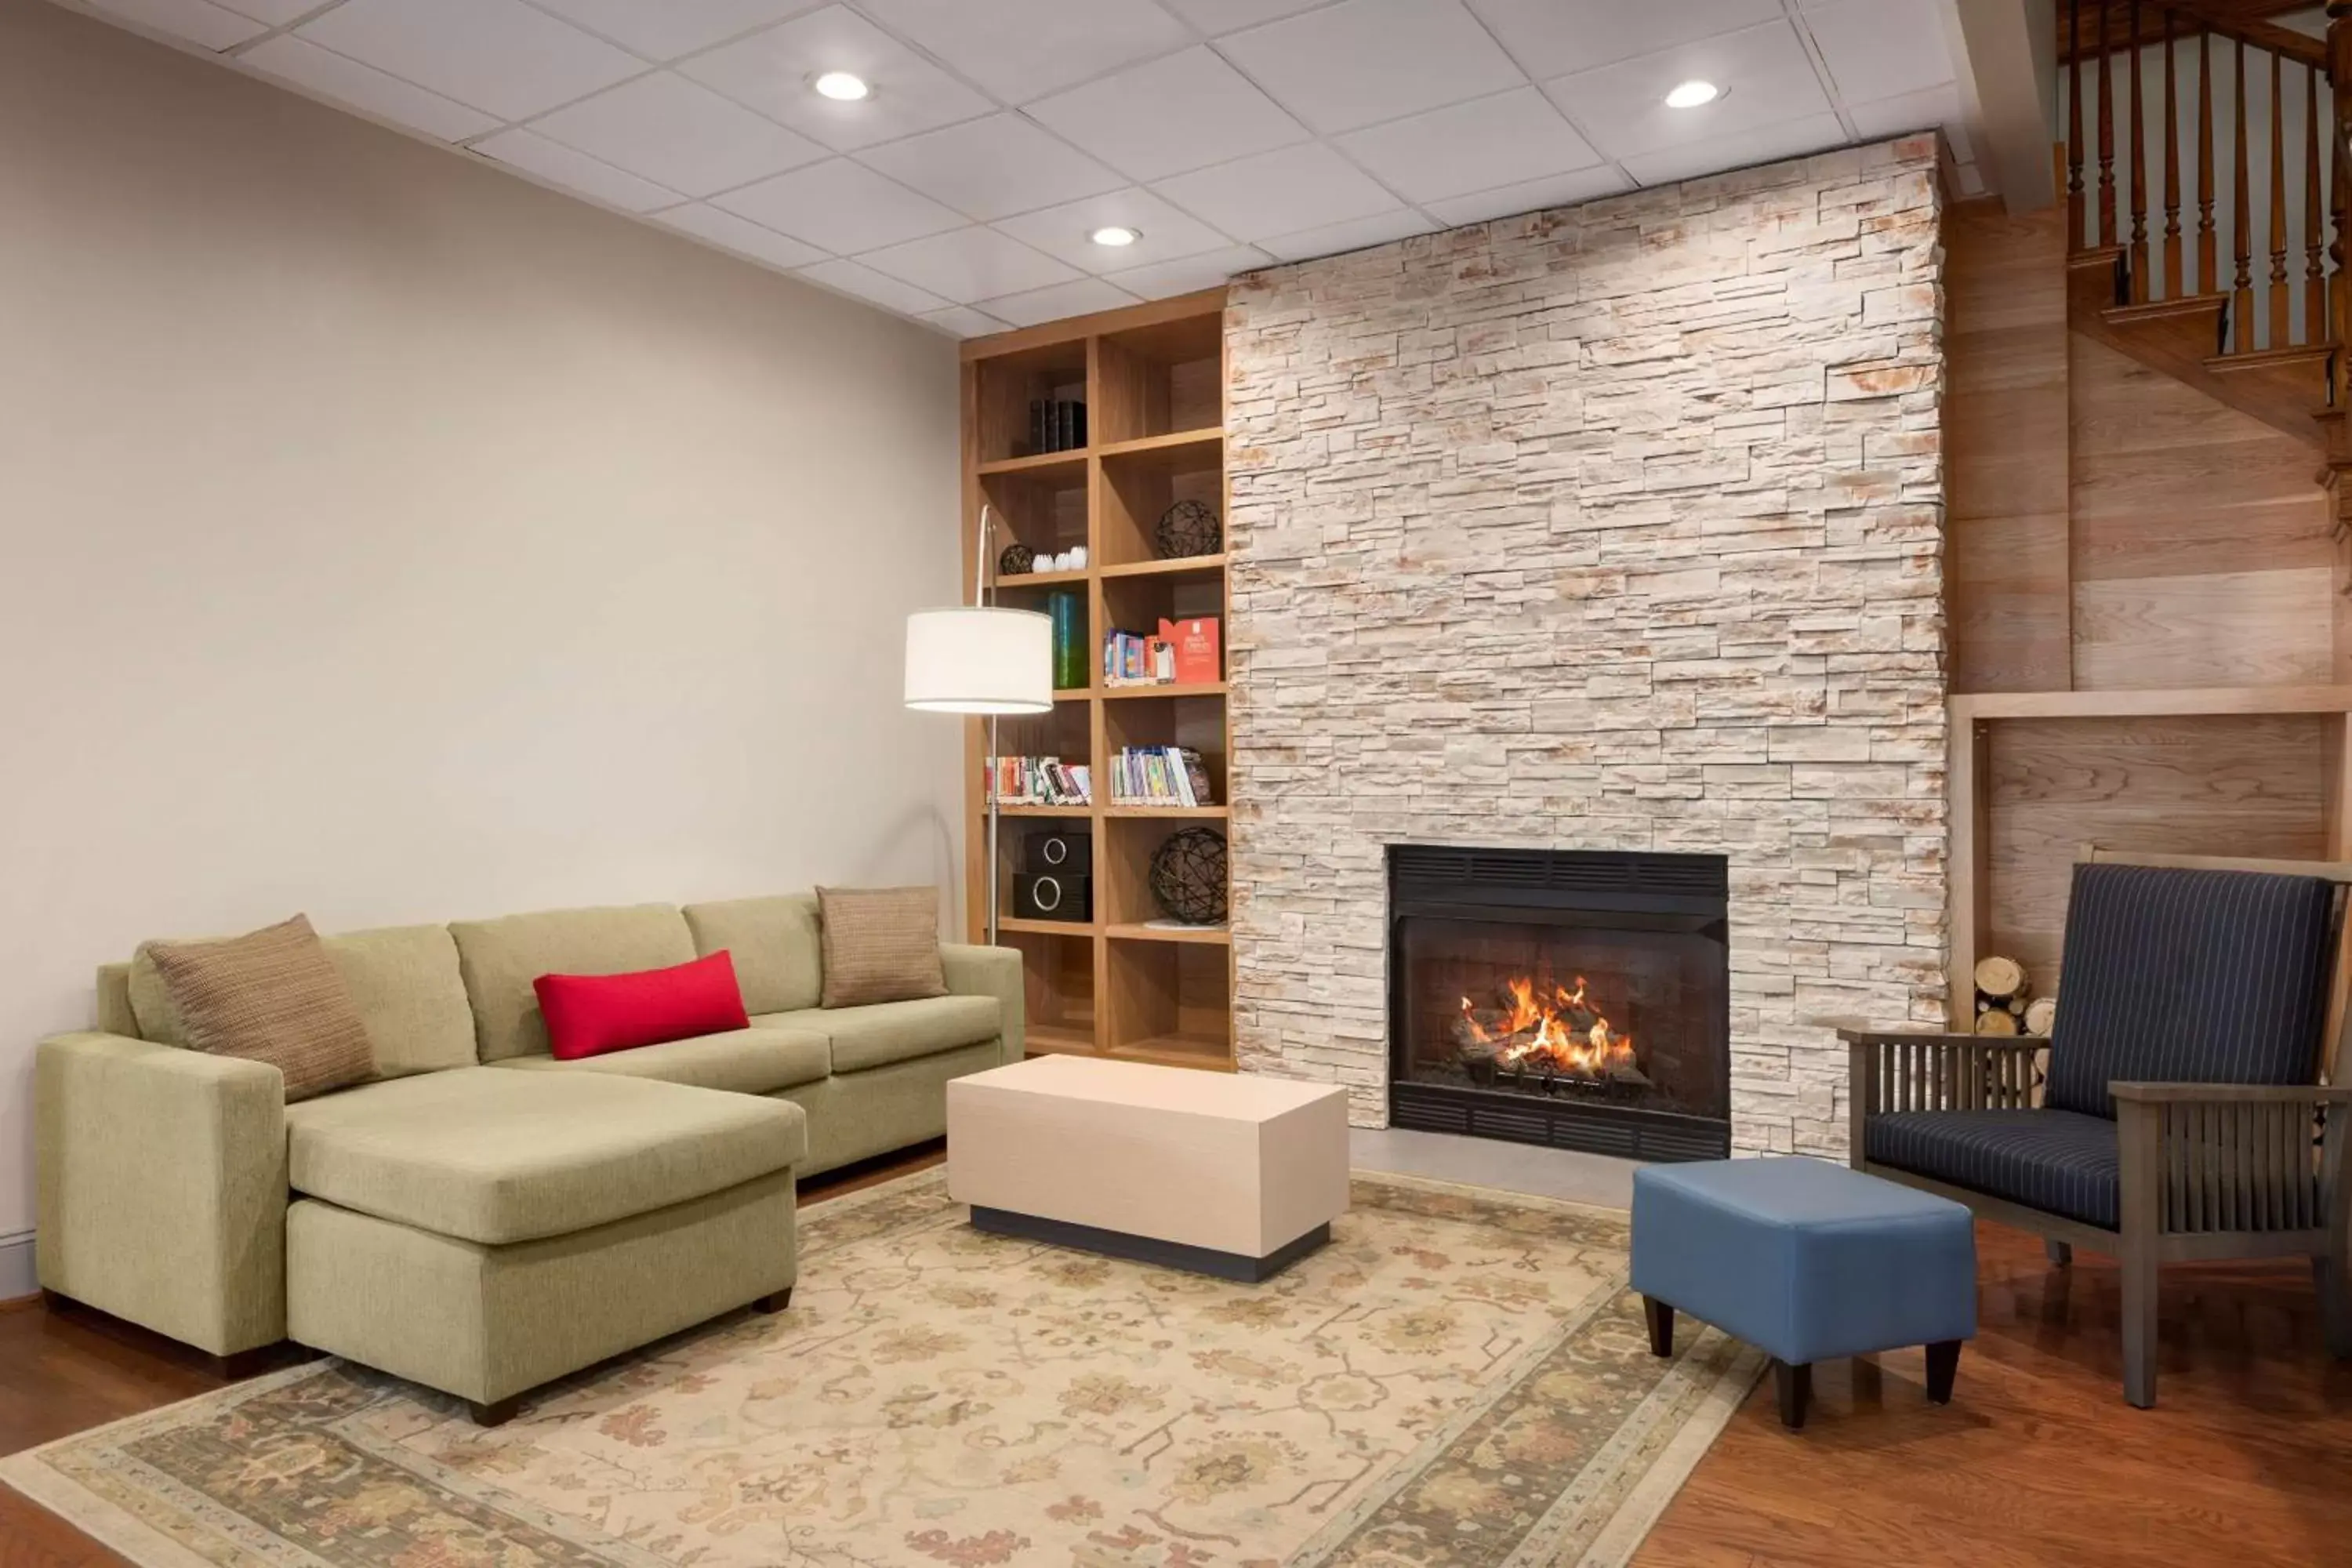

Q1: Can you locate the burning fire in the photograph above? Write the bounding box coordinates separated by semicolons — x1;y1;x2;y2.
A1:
1458;974;1637;1079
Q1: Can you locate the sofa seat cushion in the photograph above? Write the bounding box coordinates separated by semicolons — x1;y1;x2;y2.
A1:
1865;1108;2121;1229
492;1027;829;1095
757;994;1000;1074
285;1067;805;1245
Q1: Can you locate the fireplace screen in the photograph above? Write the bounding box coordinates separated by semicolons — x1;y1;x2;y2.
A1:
1388;846;1730;1160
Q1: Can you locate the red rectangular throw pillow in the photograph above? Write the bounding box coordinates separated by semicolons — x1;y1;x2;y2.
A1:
534;950;750;1062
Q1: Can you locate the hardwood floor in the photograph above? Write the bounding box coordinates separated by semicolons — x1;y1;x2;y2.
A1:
5;1154;2347;1567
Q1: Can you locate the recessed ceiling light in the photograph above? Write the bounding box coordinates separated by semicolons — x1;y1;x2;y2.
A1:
1664;80;1721;109
1090;225;1142;248
813;71;870;102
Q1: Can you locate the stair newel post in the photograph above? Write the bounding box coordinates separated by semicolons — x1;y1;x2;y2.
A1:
2272;48;2292;347
2069;0;2086;249
2164;6;2182;299
2100;0;2118;245
2235;37;2255;350
2310;61;2328;345
2130;1;2149;300
2199;28;2218;293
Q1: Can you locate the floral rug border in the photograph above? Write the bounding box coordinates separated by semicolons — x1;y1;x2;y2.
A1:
2;1168;1762;1568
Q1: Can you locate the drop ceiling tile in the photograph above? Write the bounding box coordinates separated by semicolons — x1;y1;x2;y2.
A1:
522;0;828;61
87;0;267;51
1421;163;1631;227
472;128;683;212
680;6;995;152
528;72;825;197
217;0;328;24
1160;0;1326;31
1619;110;1846;185
857;114;1123;222
1803;0;1953;104
797;257;950;314
297;0;643;122
1848;83;1969;161
1216;0;1525;135
976;278;1143;328
1152;142;1403;241
1026;47;1309;183
651;202;829;270
713;158;965;252
1105;243;1274;299
1257;208;1436;263
919;305;1014;337
1466;0;1784;78
854;0;1192;103
1338;87;1599;205
1544;20;1831;162
241;34;503;142
858;227;1083;303
994;189;1231;273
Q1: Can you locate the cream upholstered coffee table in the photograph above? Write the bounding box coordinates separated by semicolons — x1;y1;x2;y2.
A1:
946;1054;1351;1280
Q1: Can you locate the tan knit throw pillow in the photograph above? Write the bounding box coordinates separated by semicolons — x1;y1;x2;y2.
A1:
817;887;947;1008
141;914;375;1102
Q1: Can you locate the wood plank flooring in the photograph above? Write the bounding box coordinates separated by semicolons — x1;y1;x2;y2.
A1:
5;1147;2349;1567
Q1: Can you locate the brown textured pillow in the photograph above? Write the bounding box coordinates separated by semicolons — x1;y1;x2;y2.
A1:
141;914;375;1102
817;887;947;1009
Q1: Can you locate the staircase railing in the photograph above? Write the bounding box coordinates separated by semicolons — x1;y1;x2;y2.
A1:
2060;0;2339;362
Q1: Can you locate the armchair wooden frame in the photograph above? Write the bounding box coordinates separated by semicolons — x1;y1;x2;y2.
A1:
1843;847;2352;1408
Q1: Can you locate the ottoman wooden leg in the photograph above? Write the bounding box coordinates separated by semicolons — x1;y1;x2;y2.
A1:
1925;1339;1962;1404
1642;1295;1675;1358
1773;1359;1811;1431
753;1288;793;1313
2045;1240;2072;1268
468;1396;522;1428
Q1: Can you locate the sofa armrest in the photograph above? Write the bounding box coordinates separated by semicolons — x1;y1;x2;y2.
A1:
941;945;1024;1066
35;1032;288;1356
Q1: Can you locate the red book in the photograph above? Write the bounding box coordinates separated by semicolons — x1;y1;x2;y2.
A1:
1158;617;1221;685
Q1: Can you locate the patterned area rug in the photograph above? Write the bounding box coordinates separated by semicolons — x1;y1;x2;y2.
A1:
2;1171;1759;1567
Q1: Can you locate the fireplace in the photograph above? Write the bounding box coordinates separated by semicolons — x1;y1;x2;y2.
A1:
1387;845;1731;1161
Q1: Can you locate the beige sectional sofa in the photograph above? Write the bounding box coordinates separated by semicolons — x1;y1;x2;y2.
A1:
34;894;1022;1421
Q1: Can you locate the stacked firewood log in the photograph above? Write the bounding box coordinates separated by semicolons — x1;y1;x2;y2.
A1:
1973;956;2055;1037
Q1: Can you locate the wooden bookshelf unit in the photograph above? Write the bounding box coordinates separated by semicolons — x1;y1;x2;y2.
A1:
959;289;1234;1073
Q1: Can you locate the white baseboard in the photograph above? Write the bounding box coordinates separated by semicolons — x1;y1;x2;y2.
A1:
0;1230;34;1301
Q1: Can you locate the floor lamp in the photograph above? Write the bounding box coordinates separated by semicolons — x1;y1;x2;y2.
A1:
905;504;1052;945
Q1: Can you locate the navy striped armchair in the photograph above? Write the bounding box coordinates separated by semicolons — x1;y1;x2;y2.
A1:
1843;847;2352;1407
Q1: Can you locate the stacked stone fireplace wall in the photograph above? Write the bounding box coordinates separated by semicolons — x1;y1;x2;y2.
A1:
1224;136;1950;1156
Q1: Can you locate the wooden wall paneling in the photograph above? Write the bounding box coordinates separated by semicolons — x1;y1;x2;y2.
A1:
1945;198;2074;692
2068;332;2335;687
1950;707;1992;1029
1984;713;2332;984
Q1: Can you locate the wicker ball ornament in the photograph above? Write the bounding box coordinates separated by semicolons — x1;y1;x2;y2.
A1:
1149;826;1228;925
1154;499;1222;560
997;541;1036;576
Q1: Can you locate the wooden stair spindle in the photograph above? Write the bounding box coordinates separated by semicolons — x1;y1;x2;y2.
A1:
2234;36;2255;350
2164;6;2183;296
2069;0;2087;249
2270;47;2290;347
2333;5;2352;408
2100;0;2118;245
2310;61;2327;345
2199;28;2218;292
2130;2;2149;299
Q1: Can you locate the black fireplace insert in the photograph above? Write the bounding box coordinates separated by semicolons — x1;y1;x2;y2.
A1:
1387;844;1731;1161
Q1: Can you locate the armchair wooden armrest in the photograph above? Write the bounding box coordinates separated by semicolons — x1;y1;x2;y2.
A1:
2108;1082;2352;1104
1836;1029;2042;1051
2111;1082;2348;1251
1845;1031;2045;1158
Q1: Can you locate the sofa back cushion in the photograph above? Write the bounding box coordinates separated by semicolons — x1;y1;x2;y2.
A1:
683;894;822;1014
125;922;478;1077
140;915;376;1103
2045;862;2338;1119
448;903;697;1062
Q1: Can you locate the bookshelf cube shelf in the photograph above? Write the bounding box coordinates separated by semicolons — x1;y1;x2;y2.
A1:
960;289;1236;1073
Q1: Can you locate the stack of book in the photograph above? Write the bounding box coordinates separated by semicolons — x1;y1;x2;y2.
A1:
1027;399;1087;454
1109;746;1212;808
1102;616;1221;687
989;756;1091;807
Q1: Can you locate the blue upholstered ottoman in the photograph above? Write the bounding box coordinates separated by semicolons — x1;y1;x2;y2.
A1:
1631;1156;1977;1429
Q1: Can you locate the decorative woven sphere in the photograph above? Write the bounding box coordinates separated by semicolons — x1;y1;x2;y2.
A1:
997;541;1036;575
1149;826;1228;924
1154;499;1222;560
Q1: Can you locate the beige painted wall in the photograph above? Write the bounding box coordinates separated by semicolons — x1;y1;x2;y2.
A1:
0;1;964;1247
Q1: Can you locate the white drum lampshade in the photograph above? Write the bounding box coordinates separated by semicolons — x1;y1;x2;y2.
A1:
904;606;1053;714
